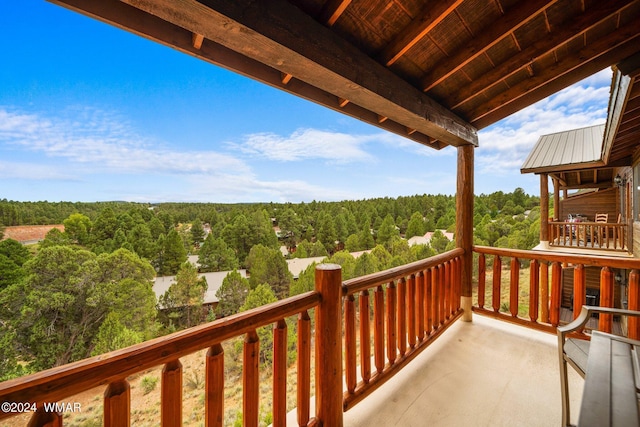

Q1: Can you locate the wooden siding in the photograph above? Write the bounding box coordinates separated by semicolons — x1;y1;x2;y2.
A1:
561;266;622;309
559;187;618;222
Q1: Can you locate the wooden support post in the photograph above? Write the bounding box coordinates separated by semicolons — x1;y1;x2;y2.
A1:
104;380;130;427
206;344;224;427
359;290;371;383
243;330;260;427
273;319;287;426
553;178;560;220
628;270;640;340
315;264;343;427
599;267;614;333
529;259;539;323
510;257;519;317
297;312;311;426
162;359;182;427
550;262;562;327
540;174;549;243
456;144;474;321
28;409;62;427
573;265;586;320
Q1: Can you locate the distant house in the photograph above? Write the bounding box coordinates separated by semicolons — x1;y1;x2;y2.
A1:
408;230;454;247
154;269;248;310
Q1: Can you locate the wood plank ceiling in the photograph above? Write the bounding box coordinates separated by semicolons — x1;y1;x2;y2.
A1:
49;0;640;151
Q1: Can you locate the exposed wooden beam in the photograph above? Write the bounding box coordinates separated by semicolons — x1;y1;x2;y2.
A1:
469;23;640;128
447;0;634;110
319;0;352;27
48;0;442;150
192;32;204;49
377;115;388;123
421;0;556;92
117;0;477;146
379;0;463;67
406;127;417;135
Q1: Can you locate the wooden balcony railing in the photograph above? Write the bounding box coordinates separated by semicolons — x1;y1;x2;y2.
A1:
473;246;640;340
341;248;464;411
0;249;464;427
548;221;629;252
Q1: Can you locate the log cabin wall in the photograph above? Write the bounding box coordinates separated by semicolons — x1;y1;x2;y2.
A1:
559;187;618;222
561;265;622;309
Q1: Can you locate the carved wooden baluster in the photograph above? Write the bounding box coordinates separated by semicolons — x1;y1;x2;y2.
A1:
540;262;550;323
492;255;502;313
162;359;182;427
454;257;462;311
529;259;539;323
437;264;445;325
426;268;433;334
599;267;614;333
478;253;486;309
628;270;640;340
431;266;440;329
573;264;586;320
345;294;357;393
549;262;562;327
416;271;425;341
205;343;224;427
373;285;385;374
28;408;62;427
510;258;519;317
104;379;130;427
407;275;416;349
297;311;311;426
397;277;407;357
359;290;371;384
243;330;260;427
444;262;451;319
273;319;287;426
386;281;397;365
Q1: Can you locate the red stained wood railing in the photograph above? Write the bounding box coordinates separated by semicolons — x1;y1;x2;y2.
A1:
0;291;321;427
548;221;629;252
341;249;464;411
162;359;182;427
472;246;640;337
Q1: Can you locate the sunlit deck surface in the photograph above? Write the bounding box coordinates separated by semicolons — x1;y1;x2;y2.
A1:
343;314;584;427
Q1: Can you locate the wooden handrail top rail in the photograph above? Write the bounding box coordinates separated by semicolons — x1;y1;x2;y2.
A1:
343;248;464;295
0;291;320;415
473;246;640;269
549;221;626;226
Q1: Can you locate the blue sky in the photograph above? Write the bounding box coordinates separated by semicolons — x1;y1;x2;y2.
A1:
0;1;613;203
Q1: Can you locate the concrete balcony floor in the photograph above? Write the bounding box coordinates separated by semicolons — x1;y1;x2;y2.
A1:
343;314;585;427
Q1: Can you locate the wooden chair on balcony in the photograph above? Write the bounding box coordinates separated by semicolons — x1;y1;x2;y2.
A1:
557;306;640;427
593;213;608;248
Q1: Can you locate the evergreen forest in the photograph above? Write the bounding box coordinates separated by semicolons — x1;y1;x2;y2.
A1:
0;188;542;382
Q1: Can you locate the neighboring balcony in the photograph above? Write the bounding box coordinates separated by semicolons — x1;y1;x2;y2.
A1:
1;247;640;426
547;220;629;253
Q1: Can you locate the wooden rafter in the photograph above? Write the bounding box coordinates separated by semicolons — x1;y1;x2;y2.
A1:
469;24;640;128
115;0;477;146
192;32;204;49
379;0;464;67
448;0;635;110
319;0;352;27
420;0;557;92
48;0;444;149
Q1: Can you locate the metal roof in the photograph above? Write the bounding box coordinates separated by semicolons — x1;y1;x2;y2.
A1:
520;124;605;174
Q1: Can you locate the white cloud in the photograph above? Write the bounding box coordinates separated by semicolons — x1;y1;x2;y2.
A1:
0;106;250;176
233;128;376;163
476;68;611;175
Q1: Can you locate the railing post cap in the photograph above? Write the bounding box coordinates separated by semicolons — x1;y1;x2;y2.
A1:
316;263;342;271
